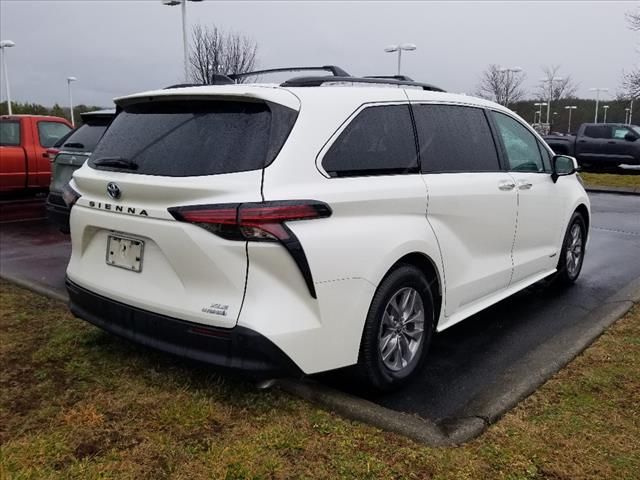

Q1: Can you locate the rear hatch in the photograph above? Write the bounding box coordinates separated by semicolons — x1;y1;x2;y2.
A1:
66;89;299;328
50;112;114;194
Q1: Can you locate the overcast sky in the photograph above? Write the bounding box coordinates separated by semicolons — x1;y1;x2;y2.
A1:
0;0;636;107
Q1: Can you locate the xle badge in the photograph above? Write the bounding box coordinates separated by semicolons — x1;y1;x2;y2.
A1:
202;303;229;316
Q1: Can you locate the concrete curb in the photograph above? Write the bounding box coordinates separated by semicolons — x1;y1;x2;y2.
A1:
0;273;68;303
585;185;640;195
279;277;640;446
3;272;639;447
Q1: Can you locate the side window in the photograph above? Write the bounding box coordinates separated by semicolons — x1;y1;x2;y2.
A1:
493;112;545;173
612;126;630;140
413;104;500;173
37;121;72;148
322;104;418;177
583;125;611;139
0;120;21;146
537;141;552;172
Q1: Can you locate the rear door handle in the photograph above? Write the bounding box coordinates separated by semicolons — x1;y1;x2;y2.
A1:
498;180;516;191
517;180;533;190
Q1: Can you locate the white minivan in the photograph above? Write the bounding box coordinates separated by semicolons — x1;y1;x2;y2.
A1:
64;68;589;391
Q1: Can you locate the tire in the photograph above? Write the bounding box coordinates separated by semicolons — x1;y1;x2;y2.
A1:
554;212;587;286
355;264;435;392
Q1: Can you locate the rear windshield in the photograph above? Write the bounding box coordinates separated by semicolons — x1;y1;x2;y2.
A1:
89;100;297;177
61;122;110;152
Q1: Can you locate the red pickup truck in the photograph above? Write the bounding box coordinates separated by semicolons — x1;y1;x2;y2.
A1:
0;115;73;193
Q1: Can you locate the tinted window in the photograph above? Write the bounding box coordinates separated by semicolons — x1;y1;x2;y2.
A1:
90;100;297;177
0;120;20;146
322;104;417;177
583;125;610;139
38;121;72;147
61;123;109;152
493;112;544;172
413;104;500;173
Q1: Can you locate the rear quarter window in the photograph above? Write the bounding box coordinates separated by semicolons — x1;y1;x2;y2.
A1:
413;104;500;173
0;120;21;146
89;100;297;177
322;104;418;177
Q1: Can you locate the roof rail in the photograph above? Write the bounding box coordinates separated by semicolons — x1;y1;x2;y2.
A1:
229;65;350;80
364;75;415;81
281;76;445;92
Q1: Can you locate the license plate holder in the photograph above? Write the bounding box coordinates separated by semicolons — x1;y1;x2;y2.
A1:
106;234;144;272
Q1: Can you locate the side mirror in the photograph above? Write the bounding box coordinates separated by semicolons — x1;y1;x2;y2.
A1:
624;132;638;142
551;155;578;183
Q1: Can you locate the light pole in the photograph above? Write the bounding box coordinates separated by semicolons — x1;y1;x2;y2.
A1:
625;108;631;124
540;76;563;125
534;102;547;125
602;105;609;123
498;66;523;107
630;99;634;125
589;87;608;123
67;77;77;127
384;43;417;76
564;105;577;133
162;0;203;82
0;39;16;115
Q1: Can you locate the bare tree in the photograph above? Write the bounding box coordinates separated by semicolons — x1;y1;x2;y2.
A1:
188;24;258;84
475;64;526;106
620;8;640;99
627;8;640;31
536;65;578;101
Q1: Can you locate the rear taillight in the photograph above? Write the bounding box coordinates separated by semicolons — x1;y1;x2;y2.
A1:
62;183;81;208
169;201;332;298
46;148;59;162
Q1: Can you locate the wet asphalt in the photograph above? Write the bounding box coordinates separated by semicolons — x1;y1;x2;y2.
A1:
1;193;639;426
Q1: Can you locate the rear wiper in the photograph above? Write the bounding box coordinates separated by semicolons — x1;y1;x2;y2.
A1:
63;142;85;149
93;157;138;170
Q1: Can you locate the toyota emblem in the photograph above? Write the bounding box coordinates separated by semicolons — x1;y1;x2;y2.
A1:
106;182;121;200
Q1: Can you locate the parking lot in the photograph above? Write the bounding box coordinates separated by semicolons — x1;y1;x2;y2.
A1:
2;191;639;441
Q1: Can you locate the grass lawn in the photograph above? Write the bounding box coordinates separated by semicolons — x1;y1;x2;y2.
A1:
1;280;638;479
579;172;640;189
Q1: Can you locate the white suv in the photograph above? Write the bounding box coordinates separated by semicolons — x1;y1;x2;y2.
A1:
65;69;589;391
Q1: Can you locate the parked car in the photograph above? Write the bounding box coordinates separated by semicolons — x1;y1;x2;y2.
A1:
0;115;72;193
47;109;115;231
64;68;590;391
544;123;640;168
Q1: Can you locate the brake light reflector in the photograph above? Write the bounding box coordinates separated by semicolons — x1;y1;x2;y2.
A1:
46;148;59;162
62;183;81;208
168;200;332;298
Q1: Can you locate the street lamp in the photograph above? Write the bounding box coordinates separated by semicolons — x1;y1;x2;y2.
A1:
0;39;16;115
384;43;417;76
589;87;609;123
540;76;563;125
534;102;547;125
67;77;77;127
498;66;523;107
564;105;577;133
602;105;609;123
625;108;631;125
162;0;203;82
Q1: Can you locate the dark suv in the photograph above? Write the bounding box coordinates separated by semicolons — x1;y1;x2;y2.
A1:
47;109;114;231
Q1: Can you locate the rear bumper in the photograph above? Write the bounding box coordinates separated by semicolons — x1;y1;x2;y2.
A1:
66;278;303;378
46;192;70;232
